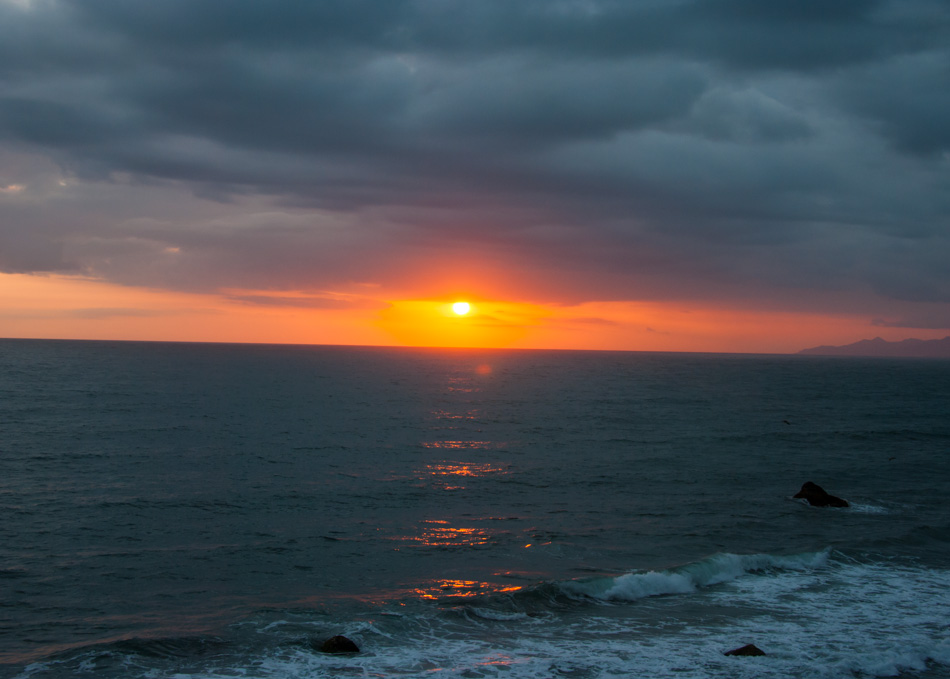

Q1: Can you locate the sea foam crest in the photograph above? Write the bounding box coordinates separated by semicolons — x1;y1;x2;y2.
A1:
560;550;829;602
846;502;891;515
467;607;531;622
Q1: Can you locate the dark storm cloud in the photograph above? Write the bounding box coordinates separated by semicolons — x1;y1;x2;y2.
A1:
1;0;948;326
874;310;950;329
834;51;950;156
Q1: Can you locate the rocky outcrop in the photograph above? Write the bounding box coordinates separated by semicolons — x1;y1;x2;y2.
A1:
724;643;766;656
316;635;360;654
794;481;849;507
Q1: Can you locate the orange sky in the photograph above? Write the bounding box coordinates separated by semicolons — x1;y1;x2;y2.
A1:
1;1;948;356
3;272;940;353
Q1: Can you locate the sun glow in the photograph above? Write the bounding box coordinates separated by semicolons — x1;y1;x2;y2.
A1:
452;301;471;315
2;272;898;353
377;298;546;348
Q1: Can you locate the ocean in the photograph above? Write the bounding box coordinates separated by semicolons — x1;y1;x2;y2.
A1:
1;339;949;678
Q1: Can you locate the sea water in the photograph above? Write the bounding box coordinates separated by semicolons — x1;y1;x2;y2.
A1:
1;339;949;678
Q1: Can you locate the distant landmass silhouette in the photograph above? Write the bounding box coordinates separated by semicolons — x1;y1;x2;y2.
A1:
798;336;950;358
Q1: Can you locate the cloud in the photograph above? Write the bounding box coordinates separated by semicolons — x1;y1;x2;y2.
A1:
871;300;950;329
833;51;950;156
225;291;384;310
0;307;190;320
558;316;621;327
0;0;948;322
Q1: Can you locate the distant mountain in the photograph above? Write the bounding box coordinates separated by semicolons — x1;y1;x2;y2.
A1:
798;336;950;358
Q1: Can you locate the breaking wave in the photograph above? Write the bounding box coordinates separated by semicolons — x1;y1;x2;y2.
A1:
559;549;829;601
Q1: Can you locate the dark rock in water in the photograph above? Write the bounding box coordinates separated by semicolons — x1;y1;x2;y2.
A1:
793;481;849;507
317;635;360;654
724;643;766;656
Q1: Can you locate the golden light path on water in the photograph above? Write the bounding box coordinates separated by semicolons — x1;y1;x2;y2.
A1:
411;579;522;601
385;361;534;602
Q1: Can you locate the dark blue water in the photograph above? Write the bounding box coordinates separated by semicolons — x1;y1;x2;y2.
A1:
2;339;949;678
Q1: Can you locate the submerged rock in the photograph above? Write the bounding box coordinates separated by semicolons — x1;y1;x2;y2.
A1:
794;481;849;508
317;635;360;654
724;643;766;656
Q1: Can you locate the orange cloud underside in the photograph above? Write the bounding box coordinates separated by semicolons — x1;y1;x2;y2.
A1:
0;273;387;346
0;272;922;353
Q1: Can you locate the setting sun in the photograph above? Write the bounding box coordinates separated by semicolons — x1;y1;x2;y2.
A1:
452;302;471;316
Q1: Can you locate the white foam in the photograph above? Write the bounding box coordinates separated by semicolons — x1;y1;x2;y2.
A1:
847;502;892;514
16;555;950;679
698;558;950;678
240;569;950;679
560;550;829;602
466;607;531;622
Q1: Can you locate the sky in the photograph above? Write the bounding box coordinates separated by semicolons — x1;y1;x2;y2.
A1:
1;0;949;353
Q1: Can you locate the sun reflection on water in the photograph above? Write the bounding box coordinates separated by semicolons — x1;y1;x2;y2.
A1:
430;409;478;421
411;579;522;600
416;461;510;490
423;462;507;477
446;376;476;393
392;520;495;549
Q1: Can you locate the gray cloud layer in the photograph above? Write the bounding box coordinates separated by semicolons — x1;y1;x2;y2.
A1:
1;0;948;325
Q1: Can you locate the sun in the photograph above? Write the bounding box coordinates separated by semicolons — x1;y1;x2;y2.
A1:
452;301;471;316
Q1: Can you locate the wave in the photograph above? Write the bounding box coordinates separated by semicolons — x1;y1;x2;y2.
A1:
847;502;893;514
558;550;829;602
14;553;950;679
441;550;832;624
4;634;232;675
466;607;531;622
107;635;229;659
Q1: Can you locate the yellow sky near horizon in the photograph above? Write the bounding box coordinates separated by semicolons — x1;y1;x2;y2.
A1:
2;271;938;354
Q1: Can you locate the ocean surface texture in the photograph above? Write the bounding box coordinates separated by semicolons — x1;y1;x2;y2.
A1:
2;339;949;679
